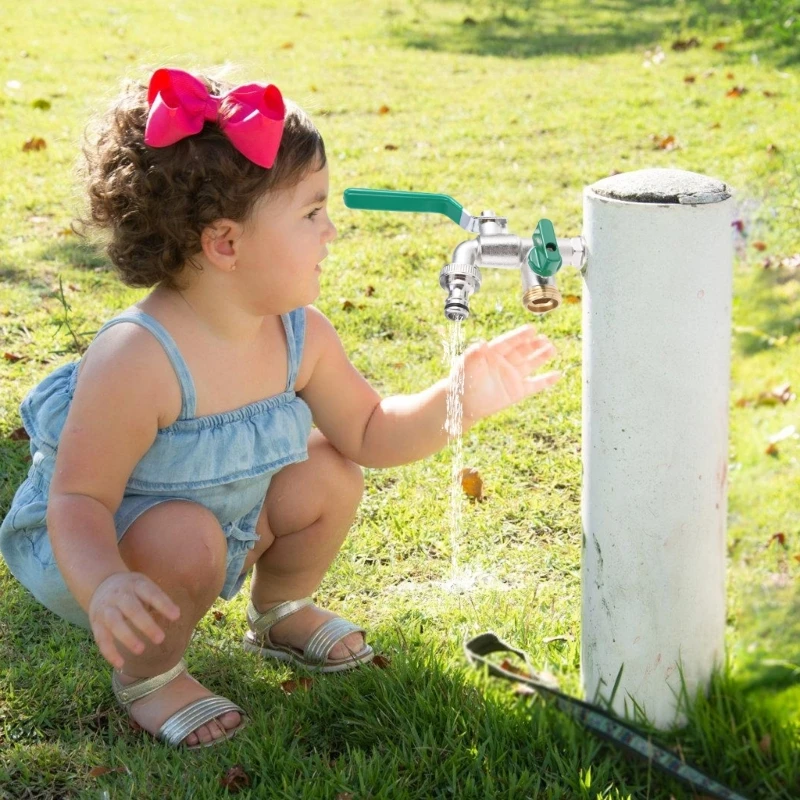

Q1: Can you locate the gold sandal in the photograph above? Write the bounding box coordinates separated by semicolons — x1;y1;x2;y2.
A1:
243;598;374;673
112;659;246;749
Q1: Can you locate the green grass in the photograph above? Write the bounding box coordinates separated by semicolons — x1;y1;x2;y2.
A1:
1;0;799;797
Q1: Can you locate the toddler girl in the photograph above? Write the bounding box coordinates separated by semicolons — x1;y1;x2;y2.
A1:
0;67;560;749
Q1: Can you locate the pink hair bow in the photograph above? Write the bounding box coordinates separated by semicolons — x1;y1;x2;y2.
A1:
144;68;285;168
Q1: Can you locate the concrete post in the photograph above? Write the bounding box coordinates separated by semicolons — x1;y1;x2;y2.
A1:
580;168;733;728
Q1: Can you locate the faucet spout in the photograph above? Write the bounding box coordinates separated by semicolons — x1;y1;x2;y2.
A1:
439;262;482;321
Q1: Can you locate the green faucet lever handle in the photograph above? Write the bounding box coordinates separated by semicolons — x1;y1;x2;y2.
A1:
344;188;478;232
527;219;562;277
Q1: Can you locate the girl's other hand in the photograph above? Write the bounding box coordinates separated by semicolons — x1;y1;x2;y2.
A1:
459;324;561;425
88;571;181;669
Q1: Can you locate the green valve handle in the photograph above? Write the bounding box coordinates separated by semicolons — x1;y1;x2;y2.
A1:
527;219;562;277
343;188;476;231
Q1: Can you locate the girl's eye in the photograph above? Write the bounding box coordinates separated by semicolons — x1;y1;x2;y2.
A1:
306;208;321;220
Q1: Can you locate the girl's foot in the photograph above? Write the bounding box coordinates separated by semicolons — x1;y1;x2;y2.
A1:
258;601;366;660
115;668;242;747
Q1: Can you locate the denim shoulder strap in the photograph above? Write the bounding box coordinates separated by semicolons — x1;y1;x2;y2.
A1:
280;307;306;392
94;309;197;419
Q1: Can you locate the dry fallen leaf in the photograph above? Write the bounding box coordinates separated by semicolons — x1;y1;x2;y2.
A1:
280;42;294;49
563;294;581;304
281;677;313;694
88;766;127;778
726;86;747;98
672;37;700;51
9;427;29;441
378;104;390;115
713;41;727;50
766;143;779;154
684;75;696;83
768;533;787;548
220;765;251;793
756;383;794;406
384;143;398;150
372;654;391;669
342;299;355;311
752;241;767;251
4;352;24;363
365;285;375;296
460;467;484;501
22;136;47;151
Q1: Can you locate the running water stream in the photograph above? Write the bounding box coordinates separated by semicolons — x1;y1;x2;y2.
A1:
443;320;466;575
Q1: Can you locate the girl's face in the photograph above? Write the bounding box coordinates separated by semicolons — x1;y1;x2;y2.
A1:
234;159;337;314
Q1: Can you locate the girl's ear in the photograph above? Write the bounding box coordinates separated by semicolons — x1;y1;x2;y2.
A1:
200;219;243;272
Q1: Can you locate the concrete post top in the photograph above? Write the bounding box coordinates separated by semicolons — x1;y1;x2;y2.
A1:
589;168;731;205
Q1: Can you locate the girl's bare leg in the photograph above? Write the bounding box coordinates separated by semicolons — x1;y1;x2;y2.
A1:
242;430;365;658
113;500;240;746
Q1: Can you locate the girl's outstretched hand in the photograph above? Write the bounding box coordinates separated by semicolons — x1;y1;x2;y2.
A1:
458;324;561;426
88;571;181;669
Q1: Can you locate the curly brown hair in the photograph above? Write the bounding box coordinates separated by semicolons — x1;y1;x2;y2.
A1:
80;69;326;289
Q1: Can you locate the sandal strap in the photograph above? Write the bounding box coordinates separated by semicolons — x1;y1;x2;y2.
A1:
304;617;367;665
112;659;187;709
246;597;312;638
158;696;245;747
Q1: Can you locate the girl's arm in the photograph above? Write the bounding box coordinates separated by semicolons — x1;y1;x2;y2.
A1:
298;307;560;469
47;323;181;664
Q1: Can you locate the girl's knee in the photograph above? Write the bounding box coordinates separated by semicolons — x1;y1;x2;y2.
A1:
120;500;227;596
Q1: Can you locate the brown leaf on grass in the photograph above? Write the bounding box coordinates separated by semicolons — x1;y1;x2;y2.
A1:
759;733;772;755
709;121;721;129
342;299;355;311
9;427;29;441
212;609;225;621
22;136;47;151
766;143;779;154
460;467;484;501
712;41;727;50
365;285;375;296
763;90;777;98
672;37;700;51
768;532;787;548
726;72;735;79
463;16;477;26
563;294;581;304
372;654;391;669
500;659;533;678
281;677;313;694
384;143;398;150
756;383;794;406
280;42;294;49
766;442;779;456
220;765;251;793
4;352;24;362
726;86;747;98
88;766;127;778
684;75;696;83
378;104;391;115
652;134;677;151
794;554;800;564
753;241;767;251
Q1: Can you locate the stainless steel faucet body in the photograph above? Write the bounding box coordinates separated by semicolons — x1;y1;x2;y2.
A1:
439;210;586;321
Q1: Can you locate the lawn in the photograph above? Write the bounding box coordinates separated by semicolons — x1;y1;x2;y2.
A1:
1;1;798;797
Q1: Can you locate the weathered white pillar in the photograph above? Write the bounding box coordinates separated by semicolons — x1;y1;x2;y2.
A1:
580;168;733;728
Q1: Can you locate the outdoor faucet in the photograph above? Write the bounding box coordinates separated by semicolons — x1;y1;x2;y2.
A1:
343;189;586;321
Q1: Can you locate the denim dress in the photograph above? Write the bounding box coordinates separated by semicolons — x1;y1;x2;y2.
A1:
0;307;313;629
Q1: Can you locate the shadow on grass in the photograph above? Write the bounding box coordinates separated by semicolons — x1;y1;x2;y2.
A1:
389;0;732;60
734;268;800;357
0;582;796;798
